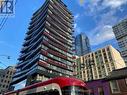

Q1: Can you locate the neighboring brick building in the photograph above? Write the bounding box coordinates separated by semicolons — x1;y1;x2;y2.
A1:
86;79;110;95
106;67;127;95
87;67;127;95
0;66;15;94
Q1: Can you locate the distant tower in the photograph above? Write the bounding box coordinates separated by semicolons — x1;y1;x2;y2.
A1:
113;18;127;65
11;0;74;87
75;33;91;56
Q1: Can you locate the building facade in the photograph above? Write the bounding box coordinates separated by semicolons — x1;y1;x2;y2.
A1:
0;66;15;93
75;33;91;56
105;67;127;95
113;18;127;65
11;0;74;86
87;67;127;95
86;79;110;95
76;45;126;81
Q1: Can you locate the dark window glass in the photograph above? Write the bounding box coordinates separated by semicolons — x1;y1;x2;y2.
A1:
62;86;89;95
1;79;3;82
26;89;60;95
98;87;104;95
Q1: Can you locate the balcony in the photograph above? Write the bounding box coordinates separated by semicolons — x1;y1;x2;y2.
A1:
43;40;69;54
22;54;40;70
40;49;73;71
45;22;72;44
27;15;46;37
48;8;71;31
27;36;43;52
31;0;49;21
49;2;71;23
53;1;72;18
14;64;37;78
27;12;47;36
38;60;72;76
16;60;29;68
48;5;71;28
53;0;72;17
18;51;31;61
25;45;41;60
48;49;73;62
46;17;70;38
20;46;29;53
29;9;47;31
43;40;71;57
48;31;68;45
29;1;48;27
43;32;69;49
46;14;72;37
45;23;70;40
11;73;27;85
47;49;67;60
29;28;44;45
22;38;32;46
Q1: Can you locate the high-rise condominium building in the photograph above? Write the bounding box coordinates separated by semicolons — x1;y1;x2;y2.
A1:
75;33;91;56
76;45;126;81
113;18;127;65
0;66;15;93
11;0;74;86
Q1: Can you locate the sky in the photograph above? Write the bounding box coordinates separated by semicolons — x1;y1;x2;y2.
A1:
0;0;127;69
0;0;127;89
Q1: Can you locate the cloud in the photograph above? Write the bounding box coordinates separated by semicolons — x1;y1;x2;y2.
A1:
74;14;80;20
76;0;126;46
89;25;115;45
76;0;127;47
87;9;118;46
77;0;127;16
74;23;77;29
103;0;127;9
74;24;82;36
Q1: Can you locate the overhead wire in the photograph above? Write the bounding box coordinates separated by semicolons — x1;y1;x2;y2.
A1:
0;0;18;32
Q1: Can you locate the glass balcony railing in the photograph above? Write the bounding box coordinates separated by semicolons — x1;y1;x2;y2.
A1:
22;54;40;70
31;0;49;21
49;2;71;23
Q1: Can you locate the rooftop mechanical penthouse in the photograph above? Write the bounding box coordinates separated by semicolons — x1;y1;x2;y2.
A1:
11;0;74;86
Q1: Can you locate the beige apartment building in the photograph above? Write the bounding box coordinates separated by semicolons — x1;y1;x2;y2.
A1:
76;45;126;81
0;66;15;93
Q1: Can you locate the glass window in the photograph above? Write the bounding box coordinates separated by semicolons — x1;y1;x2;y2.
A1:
62;86;89;95
98;87;104;95
28;89;60;95
89;89;94;95
110;80;120;93
125;78;127;85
